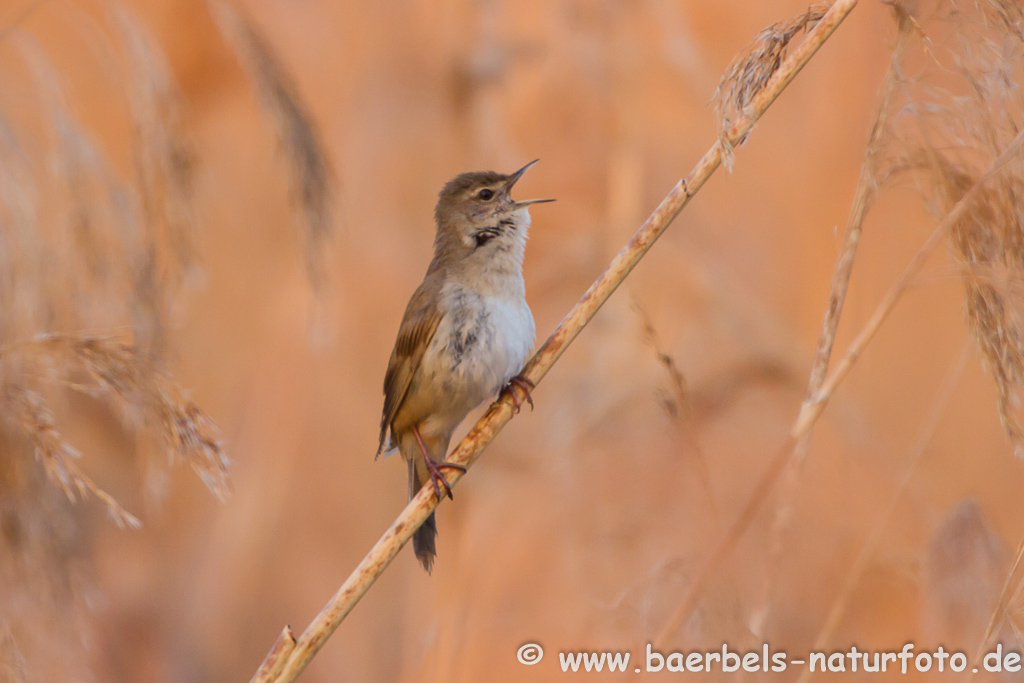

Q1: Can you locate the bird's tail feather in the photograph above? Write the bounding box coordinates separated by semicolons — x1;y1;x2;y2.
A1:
409;458;437;573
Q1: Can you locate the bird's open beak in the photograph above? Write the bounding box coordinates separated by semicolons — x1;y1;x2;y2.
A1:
513;197;556;207
505;159;556;207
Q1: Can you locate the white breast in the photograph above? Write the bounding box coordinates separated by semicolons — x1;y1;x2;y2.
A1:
416;284;535;431
484;295;535;388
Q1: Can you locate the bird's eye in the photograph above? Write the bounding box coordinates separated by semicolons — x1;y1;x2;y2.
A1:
478;188;494;201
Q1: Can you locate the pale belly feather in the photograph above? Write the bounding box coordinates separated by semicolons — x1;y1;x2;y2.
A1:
403;286;534;440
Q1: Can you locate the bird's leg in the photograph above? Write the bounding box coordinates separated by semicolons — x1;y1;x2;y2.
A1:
500;375;535;413
412;425;466;501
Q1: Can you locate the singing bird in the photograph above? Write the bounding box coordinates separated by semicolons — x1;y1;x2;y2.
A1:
377;160;553;572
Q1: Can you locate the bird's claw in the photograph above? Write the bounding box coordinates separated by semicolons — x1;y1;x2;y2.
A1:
501;375;535;413
424;456;466;501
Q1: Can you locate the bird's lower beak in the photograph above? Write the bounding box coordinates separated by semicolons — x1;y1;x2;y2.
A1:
506;159;555;207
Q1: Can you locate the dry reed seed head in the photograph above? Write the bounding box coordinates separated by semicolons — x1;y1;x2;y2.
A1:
1;335;229;510
983;0;1024;38
112;5;201;353
942;166;1024;451
0;445;102;682
0;114;45;344
68;336;231;498
68;335;149;399
154;384;231;500
713;5;827;167
6;30;180;343
2;383;141;529
0;11;231;676
208;0;336;295
909;1;1024;455
633;299;688;418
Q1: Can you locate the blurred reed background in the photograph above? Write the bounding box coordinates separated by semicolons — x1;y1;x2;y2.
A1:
2;0;1024;681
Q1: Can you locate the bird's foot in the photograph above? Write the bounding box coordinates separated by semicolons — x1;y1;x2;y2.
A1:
424;456;466;501
500;375;535;413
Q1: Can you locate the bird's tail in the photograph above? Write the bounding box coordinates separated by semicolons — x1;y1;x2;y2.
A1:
409;458;437;573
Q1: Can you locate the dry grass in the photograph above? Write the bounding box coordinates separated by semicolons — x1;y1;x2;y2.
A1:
633;296;720;523
759;0;916;635
713;4;827;167
0;1;329;509
0;0;228;516
971;530;1024;676
655;111;1024;652
5;383;141;529
0;336;229;524
656;0;1024;648
0;1;328;677
112;5;201;356
794;344;970;683
909;0;1024;455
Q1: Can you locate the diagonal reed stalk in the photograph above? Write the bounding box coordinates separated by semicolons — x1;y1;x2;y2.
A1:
794;343;970;683
795;4;911;462
634;297;721;525
971;534;1024;677
654;123;1024;649
760;6;913;630
250;1;859;680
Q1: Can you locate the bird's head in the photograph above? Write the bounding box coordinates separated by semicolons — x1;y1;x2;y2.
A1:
433;160;553;264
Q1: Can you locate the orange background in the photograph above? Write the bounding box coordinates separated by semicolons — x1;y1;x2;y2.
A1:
1;0;1020;681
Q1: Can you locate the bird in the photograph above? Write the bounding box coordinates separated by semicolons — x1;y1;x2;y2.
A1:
377;160;553;572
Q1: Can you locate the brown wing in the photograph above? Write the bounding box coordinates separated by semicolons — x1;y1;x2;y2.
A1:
377;274;444;457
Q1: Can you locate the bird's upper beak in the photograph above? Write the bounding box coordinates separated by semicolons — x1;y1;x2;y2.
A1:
505;159;556;207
